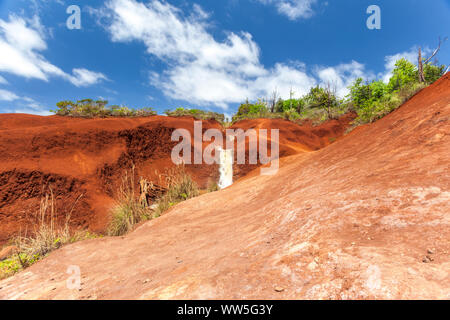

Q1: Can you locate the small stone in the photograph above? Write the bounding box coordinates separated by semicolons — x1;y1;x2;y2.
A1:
143;279;150;284
307;261;318;271
427;248;435;255
351;242;356;246
426;255;434;262
274;287;284;292
422;256;430;263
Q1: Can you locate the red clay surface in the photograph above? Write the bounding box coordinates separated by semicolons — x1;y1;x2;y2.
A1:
0;73;448;299
0;112;352;244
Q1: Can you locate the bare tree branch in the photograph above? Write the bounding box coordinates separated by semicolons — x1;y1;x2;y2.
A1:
424;37;447;64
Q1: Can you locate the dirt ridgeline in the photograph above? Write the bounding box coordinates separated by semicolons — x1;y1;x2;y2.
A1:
0;113;352;244
0;74;448;299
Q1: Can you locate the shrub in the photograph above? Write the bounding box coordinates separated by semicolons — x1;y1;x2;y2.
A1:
164;107;225;123
353;82;425;125
51;99;157;118
283;109;301;121
276;98;305;113
423;63;446;84
304;85;341;120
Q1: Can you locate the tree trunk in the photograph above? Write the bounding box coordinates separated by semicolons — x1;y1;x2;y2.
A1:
418;47;425;83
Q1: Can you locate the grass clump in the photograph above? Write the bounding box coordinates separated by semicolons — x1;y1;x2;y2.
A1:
107;165;199;236
107;167;154;236
153;165;199;217
207;179;219;193
1;191;95;280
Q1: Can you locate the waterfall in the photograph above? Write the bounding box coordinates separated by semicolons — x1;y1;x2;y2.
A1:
217;147;233;189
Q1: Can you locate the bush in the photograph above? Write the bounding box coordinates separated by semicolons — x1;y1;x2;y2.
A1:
304;85;341;120
423;63;446;84
353;82;425;125
276;98;305;113
164;107;225;123
51;99;157;118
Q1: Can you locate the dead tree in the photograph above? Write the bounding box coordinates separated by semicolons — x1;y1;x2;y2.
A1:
418;37;448;82
269;89;278;113
325;82;337;120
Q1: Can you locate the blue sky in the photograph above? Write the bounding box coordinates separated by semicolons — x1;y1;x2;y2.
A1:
0;0;449;116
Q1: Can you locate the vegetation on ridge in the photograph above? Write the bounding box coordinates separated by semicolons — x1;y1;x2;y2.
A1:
51;99;157;118
233;58;446;126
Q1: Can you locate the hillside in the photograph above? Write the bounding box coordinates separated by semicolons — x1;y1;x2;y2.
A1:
0;113;352;244
0;74;449;299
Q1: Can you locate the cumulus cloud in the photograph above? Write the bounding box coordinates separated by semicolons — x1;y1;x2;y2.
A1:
315;61;375;97
95;0;416;108
257;0;318;20
0;15;107;87
98;0;323;108
68;68;108;87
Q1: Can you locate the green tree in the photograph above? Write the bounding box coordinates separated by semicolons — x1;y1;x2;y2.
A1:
305;85;340;119
423;63;446;84
387;58;417;92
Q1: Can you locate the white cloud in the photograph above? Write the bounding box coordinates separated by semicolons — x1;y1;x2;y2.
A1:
68;68;108;87
0;75;8;84
0;87;51;115
0;89;19;101
257;0;318;20
14;99;52;116
13;108;52;116
96;0;421;108
0;15;106;86
99;0;321;108
315;61;375;97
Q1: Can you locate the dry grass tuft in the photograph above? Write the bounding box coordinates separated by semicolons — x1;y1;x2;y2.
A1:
1;190;93;279
107;166;153;236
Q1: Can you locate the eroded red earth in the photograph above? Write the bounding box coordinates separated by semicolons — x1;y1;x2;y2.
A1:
0;74;448;299
0;111;352;244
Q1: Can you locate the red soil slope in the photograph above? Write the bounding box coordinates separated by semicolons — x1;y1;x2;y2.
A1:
1;74;448;299
0;113;352;244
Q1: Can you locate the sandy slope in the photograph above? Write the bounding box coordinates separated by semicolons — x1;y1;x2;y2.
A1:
0;74;449;299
